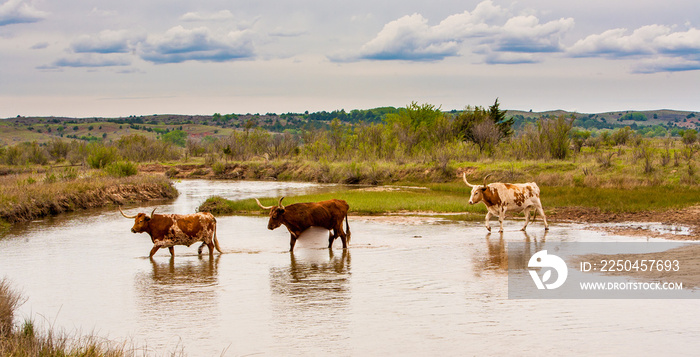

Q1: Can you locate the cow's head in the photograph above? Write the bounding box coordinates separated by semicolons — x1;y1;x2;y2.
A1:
255;197;286;230
462;173;491;205
119;207;157;233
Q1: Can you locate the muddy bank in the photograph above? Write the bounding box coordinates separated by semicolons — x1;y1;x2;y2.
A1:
551;206;700;240
138;161;456;184
0;176;178;224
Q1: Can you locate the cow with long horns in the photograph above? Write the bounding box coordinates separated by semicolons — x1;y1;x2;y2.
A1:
255;197;351;252
119;207;222;258
463;173;549;232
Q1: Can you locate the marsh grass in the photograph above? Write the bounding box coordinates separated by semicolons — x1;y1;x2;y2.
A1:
200;186;484;216
199;183;700;217
0;170;177;223
1;278;184;356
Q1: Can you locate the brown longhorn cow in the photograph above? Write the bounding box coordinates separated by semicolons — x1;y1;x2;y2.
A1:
119;207;222;258
463;173;549;232
255;197;351;252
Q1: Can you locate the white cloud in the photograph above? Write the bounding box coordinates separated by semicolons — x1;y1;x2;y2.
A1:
568;25;700;73
495;15;574;52
138;25;255;64
340;0;574;63
71;30;143;54
357;13;461;61
51;54;132;68
180;10;234;22
0;0;47;26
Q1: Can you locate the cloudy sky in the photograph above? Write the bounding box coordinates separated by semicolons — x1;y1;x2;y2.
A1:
1;0;699;118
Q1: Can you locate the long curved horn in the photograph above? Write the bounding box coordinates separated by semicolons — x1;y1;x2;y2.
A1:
482;174;492;187
462;172;476;188
118;206;138;219
255;198;274;210
150;208;157;218
278;197;285;209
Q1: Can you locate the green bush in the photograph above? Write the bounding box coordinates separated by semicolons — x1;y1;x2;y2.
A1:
87;145;119;169
211;161;226;175
103;161;138;177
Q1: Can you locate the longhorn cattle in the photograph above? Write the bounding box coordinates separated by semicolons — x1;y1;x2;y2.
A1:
463;173;549;232
119;207;222;258
255;197;351;252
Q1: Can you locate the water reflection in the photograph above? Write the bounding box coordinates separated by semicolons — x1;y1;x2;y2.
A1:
268;250;351;355
475;231;547;273
133;255;221;349
146;255;221;286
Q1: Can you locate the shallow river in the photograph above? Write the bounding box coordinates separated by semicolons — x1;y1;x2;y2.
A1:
1;180;699;356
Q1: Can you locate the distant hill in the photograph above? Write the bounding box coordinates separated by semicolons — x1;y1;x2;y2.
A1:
507;109;699;130
1;108;698;146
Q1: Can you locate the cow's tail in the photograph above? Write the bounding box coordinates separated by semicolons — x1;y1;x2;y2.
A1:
213;217;223;253
345;212;351;244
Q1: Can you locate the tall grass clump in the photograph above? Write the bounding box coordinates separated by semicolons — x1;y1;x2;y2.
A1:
1;278;175;356
103;161;138;177
0;278;24;338
87;145;119;169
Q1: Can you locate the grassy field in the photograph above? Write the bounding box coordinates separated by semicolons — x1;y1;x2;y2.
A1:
198;183;700;218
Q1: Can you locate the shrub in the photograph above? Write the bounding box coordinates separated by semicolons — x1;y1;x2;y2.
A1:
682;129;697;145
161;130;188;147
539;115;574;159
165;167;179;178
211;161;226;176
103;161;138;177
86;145;119;169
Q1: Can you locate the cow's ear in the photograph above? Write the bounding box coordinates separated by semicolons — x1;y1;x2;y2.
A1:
144;216;151;221
480;187;488;192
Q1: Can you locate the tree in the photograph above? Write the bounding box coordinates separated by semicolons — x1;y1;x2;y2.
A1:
161;130;188;147
489;98;512;138
453;99;513;153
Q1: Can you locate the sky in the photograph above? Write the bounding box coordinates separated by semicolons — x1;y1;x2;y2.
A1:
1;0;699;118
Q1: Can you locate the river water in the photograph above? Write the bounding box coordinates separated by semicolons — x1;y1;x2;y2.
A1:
1;180;699;356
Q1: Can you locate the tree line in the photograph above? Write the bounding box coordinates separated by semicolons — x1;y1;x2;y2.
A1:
1;100;698;181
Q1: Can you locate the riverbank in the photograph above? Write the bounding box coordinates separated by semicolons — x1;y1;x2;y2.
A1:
0;171;177;228
198;183;700;239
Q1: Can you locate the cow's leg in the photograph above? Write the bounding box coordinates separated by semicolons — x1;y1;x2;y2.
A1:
149;245;160;258
338;224;348;249
197;242;206;255
168;247;175;256
328;229;336;249
536;203;549;230
289;234;297;252
498;207;506;233
484;211;492;231
521;208;531;231
339;232;347;249
207;242;215;255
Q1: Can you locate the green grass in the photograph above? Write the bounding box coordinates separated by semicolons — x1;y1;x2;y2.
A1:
199;184;700;216
540;186;700;212
200;187;484;216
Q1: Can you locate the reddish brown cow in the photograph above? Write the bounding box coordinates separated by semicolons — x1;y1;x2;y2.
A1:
119;207;222;258
255;197;351;252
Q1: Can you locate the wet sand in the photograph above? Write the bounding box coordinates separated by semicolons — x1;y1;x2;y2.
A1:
551;205;700;240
